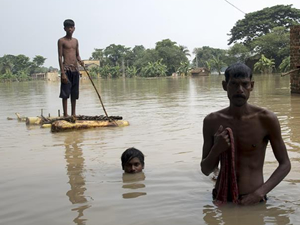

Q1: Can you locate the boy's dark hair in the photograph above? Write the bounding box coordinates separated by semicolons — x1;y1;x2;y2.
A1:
121;147;144;169
64;19;75;27
224;63;252;83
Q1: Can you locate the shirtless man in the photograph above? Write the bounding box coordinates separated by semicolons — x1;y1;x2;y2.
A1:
58;19;84;117
201;63;291;205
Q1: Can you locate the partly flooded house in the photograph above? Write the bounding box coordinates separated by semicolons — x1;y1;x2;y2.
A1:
79;60;100;79
190;67;210;76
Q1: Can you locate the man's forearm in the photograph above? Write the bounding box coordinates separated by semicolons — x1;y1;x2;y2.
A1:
201;146;220;176
255;161;291;197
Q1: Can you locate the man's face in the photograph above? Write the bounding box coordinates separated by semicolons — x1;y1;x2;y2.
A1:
64;26;75;35
124;157;144;173
223;76;254;107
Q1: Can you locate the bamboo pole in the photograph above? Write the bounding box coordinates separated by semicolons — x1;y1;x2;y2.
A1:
83;66;109;118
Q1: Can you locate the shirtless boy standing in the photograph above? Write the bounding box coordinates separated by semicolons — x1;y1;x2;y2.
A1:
200;63;291;205
58;19;84;117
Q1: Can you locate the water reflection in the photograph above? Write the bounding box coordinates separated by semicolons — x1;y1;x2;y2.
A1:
64;132;90;225
122;172;147;199
202;202;293;225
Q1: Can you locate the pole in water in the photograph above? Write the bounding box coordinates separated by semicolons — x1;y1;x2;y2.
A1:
83;66;109;118
41;109;43;117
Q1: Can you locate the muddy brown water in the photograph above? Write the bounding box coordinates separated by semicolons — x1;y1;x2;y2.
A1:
0;75;299;225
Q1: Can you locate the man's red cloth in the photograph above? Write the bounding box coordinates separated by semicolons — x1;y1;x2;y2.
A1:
214;127;239;205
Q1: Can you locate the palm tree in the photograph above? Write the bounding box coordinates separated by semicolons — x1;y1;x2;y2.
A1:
210;55;225;75
179;45;191;57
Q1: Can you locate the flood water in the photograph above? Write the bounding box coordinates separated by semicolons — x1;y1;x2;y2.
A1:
0;74;300;225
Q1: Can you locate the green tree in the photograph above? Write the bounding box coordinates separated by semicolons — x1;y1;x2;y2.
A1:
205;61;212;72
279;56;290;72
210;55;226;75
90;48;105;66
33;55;46;67
254;54;275;74
99;65;110;78
193;46;226;68
104;44;130;66
141;60;167;77
227;43;251;64
126;66;138;78
177;61;190;76
0;55;14;74
133;49;160;74
12;54;31;74
89;66;100;78
179;45;191;57
155;39;188;75
109;65;121;78
250;27;289;69
228;5;300;46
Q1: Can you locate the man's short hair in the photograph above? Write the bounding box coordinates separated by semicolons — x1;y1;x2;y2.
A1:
224;63;252;82
121;147;144;169
64;19;75;27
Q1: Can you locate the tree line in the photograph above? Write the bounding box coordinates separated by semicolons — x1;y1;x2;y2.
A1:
1;4;299;81
0;54;48;82
88;4;299;78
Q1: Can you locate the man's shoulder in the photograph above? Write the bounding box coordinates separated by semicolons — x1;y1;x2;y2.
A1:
204;108;227;123
251;105;276;119
248;105;279;127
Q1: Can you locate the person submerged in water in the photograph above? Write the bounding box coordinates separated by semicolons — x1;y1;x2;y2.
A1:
200;63;291;205
121;147;144;174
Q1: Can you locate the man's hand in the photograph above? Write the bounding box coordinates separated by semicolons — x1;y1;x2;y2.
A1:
238;191;265;205
61;73;68;84
213;125;231;154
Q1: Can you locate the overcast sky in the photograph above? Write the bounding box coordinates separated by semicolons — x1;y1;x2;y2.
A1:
1;0;300;67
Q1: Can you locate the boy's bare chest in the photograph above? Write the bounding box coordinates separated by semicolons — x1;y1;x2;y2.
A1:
63;40;77;50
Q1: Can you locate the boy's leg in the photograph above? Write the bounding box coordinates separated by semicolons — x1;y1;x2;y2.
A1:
62;98;68;117
71;98;76;116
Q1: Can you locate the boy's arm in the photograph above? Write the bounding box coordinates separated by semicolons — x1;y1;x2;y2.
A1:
58;39;68;84
76;39;84;67
239;112;291;205
200;116;230;176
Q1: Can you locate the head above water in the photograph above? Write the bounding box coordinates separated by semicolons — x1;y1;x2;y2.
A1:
121;147;144;173
63;19;75;28
224;63;252;83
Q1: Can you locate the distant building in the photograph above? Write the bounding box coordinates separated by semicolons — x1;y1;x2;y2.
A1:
46;71;59;82
79;60;100;79
30;73;46;79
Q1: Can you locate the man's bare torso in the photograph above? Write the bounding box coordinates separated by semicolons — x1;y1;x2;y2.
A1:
207;105;270;195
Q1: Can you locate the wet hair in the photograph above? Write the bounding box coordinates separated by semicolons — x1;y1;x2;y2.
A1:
224;63;252;83
121;147;144;169
63;19;75;27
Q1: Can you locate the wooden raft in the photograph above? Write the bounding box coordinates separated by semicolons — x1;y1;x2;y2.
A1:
24;114;129;132
51;119;129;132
